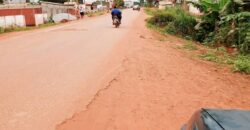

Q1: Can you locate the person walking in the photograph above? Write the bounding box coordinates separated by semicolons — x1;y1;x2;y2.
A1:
79;7;85;19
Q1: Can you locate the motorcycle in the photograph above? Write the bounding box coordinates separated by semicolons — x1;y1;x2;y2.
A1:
113;16;120;28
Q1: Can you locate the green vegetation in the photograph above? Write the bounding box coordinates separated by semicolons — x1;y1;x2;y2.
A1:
145;0;250;73
200;52;219;62
0;23;57;34
178;42;250;74
146;7;197;40
87;10;106;17
180;42;250;74
234;54;250;73
198;47;230;63
114;0;125;7
144;8;157;15
183;43;198;51
188;0;250;53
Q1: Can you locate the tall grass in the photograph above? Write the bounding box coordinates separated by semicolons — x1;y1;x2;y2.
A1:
146;7;197;40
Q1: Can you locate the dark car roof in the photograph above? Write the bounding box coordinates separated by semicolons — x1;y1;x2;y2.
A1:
203;109;250;130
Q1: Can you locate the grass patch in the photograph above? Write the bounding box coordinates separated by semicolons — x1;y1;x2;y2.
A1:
146;6;197;40
0;22;57;34
234;54;250;74
87;10;107;17
144;8;157;16
182;43;198;51
199;52;219;62
199;47;234;63
198;47;250;74
145;7;250;74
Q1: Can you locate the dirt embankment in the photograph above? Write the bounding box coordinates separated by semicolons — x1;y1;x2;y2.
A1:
57;11;250;130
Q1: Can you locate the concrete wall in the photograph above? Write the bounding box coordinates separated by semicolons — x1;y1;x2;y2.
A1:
0;8;42;26
34;13;48;26
41;1;77;18
0;15;26;28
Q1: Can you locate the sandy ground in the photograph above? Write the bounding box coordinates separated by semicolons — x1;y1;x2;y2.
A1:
57;11;250;130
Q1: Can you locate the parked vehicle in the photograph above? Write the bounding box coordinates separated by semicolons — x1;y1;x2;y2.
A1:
113;16;120;28
181;108;250;130
132;5;140;11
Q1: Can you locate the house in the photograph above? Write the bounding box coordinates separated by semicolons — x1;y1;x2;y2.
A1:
124;0;133;7
124;0;140;7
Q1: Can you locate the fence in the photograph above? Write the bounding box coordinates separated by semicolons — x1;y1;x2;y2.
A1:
0;2;97;28
0;15;25;28
0;8;42;26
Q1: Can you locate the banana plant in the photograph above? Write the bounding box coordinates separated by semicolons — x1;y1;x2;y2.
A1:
187;0;229;13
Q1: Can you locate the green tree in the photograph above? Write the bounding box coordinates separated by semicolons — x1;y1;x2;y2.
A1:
0;0;3;4
114;0;124;7
189;0;250;53
146;0;154;6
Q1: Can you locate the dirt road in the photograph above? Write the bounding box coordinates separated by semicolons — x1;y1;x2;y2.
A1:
57;11;250;130
0;10;140;130
1;10;250;130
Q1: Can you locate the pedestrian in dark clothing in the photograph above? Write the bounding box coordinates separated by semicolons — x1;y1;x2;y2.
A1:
80;7;84;19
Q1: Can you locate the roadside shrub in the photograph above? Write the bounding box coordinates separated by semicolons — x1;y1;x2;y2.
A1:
238;22;250;53
0;27;4;33
147;7;197;39
144;8;157;15
165;12;197;38
165;22;176;34
200;52;219;62
234;54;250;74
4;26;15;33
148;11;175;27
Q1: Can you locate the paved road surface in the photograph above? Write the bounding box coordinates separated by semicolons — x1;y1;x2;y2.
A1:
0;9;140;130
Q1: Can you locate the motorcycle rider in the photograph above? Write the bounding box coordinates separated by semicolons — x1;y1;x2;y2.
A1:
111;6;122;24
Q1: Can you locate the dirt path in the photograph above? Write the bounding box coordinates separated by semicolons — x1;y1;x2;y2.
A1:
57;11;250;130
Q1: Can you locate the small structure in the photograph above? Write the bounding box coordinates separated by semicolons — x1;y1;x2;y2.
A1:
124;0;133;8
52;13;76;23
159;0;173;9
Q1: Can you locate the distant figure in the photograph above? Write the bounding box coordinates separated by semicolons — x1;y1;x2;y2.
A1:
79;7;85;19
111;6;122;23
91;4;94;10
